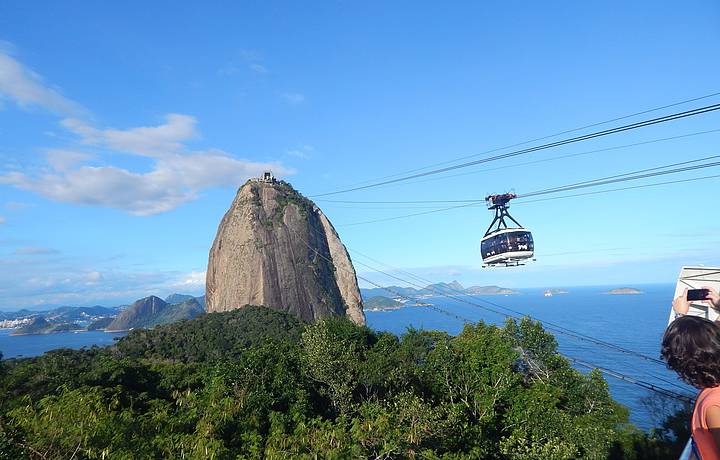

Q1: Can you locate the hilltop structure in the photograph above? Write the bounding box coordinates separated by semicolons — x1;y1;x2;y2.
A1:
205;176;365;325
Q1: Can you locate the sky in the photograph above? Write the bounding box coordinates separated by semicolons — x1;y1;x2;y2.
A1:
1;1;719;309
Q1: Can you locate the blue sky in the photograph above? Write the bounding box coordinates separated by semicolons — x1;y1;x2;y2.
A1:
1;1;719;309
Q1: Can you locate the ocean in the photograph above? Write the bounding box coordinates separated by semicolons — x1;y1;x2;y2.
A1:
0;284;692;430
0;329;127;359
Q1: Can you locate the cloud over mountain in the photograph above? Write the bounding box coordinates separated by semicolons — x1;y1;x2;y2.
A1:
1;114;292;215
0;50;292;216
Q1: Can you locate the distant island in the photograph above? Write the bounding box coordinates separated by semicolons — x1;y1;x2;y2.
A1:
465;285;519;295
362;296;403;312
543;289;569;297
605;287;644;295
361;281;518;302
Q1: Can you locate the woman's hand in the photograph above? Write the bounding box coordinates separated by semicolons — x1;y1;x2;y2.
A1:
703;286;720;311
673;288;690;315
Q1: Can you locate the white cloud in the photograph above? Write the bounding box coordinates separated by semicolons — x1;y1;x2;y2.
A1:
249;63;268;74
14;247;59;255
61;114;196;157
286;144;314;159
174;270;206;289
45;149;95;172
281;92;305;105
239;49;261;61
1;116;293;215
4;202;31;211
85;270;104;284
0;216;5;224
0;50;83;115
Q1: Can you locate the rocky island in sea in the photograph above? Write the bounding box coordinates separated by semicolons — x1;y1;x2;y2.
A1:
605;287;644;295
364;296;403;311
544;289;570;297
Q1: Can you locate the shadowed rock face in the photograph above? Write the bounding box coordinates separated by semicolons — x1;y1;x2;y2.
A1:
206;180;365;325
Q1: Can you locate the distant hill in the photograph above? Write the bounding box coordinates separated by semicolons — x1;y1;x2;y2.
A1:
418;281;465;295
360;286;418;299
12;316;82;335
165;293;206;309
87;317;114;330
364;296;402;310
164;293;196;304
361;281;518;300
46;305;119;322
107;296;204;331
0;309;36;321
195;295;206;309
116;305;306;362
605;287;643;295
465;285;519;295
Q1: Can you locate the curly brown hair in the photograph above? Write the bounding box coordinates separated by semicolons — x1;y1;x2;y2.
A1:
662;315;720;389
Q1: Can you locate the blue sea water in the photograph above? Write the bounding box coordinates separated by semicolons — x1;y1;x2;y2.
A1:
0;329;126;359
0;284;693;430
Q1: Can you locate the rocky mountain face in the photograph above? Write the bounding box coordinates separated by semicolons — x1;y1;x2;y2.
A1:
206;180;365;325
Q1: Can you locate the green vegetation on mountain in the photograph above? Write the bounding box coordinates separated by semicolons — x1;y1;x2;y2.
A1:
465;285;519;295
116;305;306;362
106;296;204;331
86;317;114;331
11;317;81;336
0;306;686;459
364;295;402;309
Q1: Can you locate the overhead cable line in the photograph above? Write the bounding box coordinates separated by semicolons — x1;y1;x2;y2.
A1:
326;92;720;191
347;251;694;397
336;158;720;226
316;128;720;196
286;226;693;402
349;253;669;367
517;156;720;198
568;357;693;403
514;173;720;205
312;102;720;197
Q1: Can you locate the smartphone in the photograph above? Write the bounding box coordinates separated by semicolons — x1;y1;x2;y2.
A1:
687;289;710;301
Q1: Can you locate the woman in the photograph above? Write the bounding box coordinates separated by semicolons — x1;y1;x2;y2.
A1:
663;287;720;459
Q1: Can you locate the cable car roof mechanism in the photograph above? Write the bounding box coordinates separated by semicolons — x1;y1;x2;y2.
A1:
481;193;535;268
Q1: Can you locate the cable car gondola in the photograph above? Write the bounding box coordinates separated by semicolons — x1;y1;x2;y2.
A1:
481;193;534;267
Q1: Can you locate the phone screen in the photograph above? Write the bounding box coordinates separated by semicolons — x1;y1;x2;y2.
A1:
687;289;710;301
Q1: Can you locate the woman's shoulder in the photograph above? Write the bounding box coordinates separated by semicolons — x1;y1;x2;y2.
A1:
700;387;720;406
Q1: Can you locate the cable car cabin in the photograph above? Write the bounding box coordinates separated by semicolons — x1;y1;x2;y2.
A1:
481;193;535;267
481;228;534;267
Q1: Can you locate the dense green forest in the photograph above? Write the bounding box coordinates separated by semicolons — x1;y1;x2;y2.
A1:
0;306;688;459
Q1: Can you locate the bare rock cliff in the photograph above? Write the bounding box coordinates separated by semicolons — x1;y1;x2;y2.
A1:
206;180;365;325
